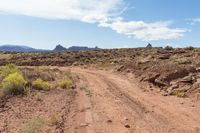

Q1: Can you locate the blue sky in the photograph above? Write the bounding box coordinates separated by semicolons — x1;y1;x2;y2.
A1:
0;0;200;49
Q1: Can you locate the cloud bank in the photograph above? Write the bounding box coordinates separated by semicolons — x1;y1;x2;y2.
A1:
101;20;186;41
0;0;123;23
0;0;186;41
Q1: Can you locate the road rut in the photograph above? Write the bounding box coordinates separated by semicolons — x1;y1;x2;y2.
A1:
70;68;200;133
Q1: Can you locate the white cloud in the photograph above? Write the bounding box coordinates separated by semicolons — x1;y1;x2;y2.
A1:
100;20;186;41
0;0;186;41
187;18;200;25
0;0;123;23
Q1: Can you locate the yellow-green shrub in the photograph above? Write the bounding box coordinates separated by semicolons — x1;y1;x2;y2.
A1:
48;114;62;125
1;72;27;95
173;89;186;97
32;79;49;91
21;117;45;133
0;64;21;80
59;80;73;89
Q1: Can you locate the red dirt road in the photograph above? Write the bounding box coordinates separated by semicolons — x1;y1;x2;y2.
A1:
70;68;200;133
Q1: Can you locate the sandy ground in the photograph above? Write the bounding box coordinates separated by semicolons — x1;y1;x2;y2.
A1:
0;89;76;133
69;67;200;133
0;67;200;133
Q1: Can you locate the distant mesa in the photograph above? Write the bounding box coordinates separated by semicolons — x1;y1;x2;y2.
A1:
68;46;100;51
0;44;100;52
53;44;100;52
53;44;67;52
146;43;153;48
145;43;162;49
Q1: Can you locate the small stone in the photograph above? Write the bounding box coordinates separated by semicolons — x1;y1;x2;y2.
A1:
159;54;170;60
154;79;168;87
162;93;168;96
145;111;149;114
123;117;128;121
80;123;88;127
107;120;112;123
124;124;130;128
196;67;200;72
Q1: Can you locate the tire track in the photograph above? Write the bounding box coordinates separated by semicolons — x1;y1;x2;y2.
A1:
71;68;200;133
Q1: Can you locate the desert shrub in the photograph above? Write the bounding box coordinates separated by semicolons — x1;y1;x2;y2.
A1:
59;80;73;89
24;85;32;96
21;117;45;133
36;66;50;72
172;89;186;97
1;72;27;95
80;85;91;96
164;46;173;50
172;58;192;65
23;67;55;82
80;86;87;91
32;79;49;91
0;64;21;80
35;92;42;101
48;114;62;125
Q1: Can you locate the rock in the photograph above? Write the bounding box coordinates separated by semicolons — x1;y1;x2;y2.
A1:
122;117;129;121
124;124;131;128
80;123;89;127
159;54;170;59
180;74;195;84
80;107;91;112
167;83;179;94
116;65;125;72
162;92;169;96
125;69;131;73
107;120;112;123
196;67;200;72
154;79;168;87
144;73;160;83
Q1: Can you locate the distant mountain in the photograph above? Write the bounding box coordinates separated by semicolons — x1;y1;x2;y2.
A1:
53;44;67;52
68;46;100;51
53;45;100;52
0;44;100;52
0;45;47;52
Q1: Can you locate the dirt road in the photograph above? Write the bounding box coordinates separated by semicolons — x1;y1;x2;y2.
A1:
69;68;200;133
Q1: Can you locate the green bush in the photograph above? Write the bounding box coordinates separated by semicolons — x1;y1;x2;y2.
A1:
0;64;21;80
32;79;49;91
1;72;27;95
59;80;73;89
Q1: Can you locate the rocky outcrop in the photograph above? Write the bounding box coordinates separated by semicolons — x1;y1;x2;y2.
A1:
53;45;67;52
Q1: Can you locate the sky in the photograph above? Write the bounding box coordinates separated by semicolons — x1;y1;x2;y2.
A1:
0;0;200;49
